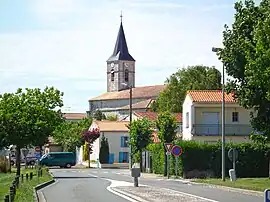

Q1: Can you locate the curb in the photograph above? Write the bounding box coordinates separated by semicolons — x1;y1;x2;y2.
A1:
34;171;57;202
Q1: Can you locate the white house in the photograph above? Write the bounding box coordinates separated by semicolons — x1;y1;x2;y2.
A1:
87;121;130;164
182;90;253;144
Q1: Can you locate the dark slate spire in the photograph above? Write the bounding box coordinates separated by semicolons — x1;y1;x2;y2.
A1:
107;14;135;62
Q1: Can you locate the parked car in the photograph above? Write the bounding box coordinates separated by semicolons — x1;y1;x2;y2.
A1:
39;152;76;168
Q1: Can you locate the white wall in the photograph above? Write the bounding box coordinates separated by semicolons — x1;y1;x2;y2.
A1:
90;131;129;163
182;95;194;140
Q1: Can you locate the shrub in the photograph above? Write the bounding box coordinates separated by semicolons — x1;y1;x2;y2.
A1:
0;156;10;173
99;135;109;164
149;141;270;178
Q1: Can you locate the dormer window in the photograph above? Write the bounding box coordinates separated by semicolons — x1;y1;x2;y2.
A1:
111;69;115;81
124;69;129;82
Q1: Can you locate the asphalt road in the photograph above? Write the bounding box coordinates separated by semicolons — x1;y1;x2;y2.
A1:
42;168;264;202
40;169;130;202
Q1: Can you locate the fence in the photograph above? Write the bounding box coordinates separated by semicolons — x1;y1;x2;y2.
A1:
3;168;43;202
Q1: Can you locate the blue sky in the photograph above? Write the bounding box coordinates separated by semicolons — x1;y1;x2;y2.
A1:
0;0;239;112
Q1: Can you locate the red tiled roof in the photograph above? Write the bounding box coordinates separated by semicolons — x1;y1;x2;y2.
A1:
134;112;182;122
89;85;167;101
187;90;236;103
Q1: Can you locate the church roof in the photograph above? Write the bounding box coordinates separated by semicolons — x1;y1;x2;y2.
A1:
107;21;135;62
89;85;167;101
120;99;154;110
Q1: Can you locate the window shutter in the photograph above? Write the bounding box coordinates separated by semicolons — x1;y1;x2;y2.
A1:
119;152;123;163
120;136;124;147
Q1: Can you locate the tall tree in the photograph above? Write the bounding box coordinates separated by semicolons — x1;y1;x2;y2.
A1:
156;111;178;176
218;0;270;140
129;118;153;170
0;87;64;175
152;65;221;113
53;117;93;153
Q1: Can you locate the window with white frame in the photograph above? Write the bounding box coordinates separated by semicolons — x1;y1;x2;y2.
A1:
186;112;189;128
232;112;239;122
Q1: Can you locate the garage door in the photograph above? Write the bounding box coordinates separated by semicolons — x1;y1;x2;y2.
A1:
202;112;219;135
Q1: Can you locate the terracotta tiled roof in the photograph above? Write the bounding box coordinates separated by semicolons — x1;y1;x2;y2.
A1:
63;113;87;120
120;99;154;110
134;112;182;122
91;121;129;132
187;90;236;103
89;85;167;101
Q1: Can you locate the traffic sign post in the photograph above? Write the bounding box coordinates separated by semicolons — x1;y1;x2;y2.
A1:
164;143;173;179
264;189;270;202
171;145;183;178
228;148;238;172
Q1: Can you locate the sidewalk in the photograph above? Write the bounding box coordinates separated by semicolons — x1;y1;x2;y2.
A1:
112;186;215;202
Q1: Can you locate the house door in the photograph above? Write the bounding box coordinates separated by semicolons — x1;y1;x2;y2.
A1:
202;112;219;135
108;153;114;164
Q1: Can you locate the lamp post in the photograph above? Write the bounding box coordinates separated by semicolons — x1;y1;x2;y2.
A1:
212;47;226;182
122;83;133;169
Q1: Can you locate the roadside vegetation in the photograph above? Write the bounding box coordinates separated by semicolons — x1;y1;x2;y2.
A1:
193;178;269;192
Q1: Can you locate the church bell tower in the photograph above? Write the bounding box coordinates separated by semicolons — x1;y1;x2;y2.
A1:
106;13;135;92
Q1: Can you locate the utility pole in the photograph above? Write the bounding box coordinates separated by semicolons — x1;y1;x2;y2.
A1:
212;47;226;181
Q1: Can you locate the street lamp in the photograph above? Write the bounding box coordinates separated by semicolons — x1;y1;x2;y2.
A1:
212;47;226;182
122;82;133;169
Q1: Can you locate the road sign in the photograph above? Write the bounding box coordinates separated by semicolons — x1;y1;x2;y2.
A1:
164;143;173;152
35;147;41;153
171;145;183;157
228;148;239;162
166;151;171;155
35;153;41;159
264;189;270;202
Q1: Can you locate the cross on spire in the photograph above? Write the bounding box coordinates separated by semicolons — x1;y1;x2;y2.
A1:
120;11;123;22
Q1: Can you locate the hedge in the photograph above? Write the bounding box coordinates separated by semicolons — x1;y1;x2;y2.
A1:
148;140;270;178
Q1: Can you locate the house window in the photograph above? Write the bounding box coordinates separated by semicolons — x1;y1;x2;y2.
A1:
232;112;239;122
124;69;129;82
120;136;129;147
119;152;129;163
186;112;189;128
111;69;114;81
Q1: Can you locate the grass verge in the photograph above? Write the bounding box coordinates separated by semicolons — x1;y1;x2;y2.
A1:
0;172;15;200
14;168;52;202
193;178;270;192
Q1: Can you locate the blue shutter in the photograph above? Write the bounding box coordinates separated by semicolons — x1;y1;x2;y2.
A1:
120;136;124;147
119;152;123;163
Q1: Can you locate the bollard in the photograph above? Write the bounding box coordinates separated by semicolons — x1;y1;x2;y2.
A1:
40;169;43;177
9;185;14;202
26;173;29;181
30;172;33;180
15;176;19;187
131;166;141;188
4;195;9;202
21;174;23;182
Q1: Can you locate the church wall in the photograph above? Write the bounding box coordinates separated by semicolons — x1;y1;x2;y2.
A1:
89;97;153;113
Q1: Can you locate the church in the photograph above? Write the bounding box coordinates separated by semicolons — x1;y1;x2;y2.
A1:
88;17;166;117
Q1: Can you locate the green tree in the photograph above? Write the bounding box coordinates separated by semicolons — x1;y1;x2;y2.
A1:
217;0;270;140
53;117;93;153
151;65;221;113
93;110;106;121
129;118;153;170
156;111;178;176
99;135;110;164
0;87;64;175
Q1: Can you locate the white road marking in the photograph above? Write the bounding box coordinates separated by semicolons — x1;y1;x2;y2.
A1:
103;178;149;202
88;173;98;178
116;172;121;175
103;171;108;174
